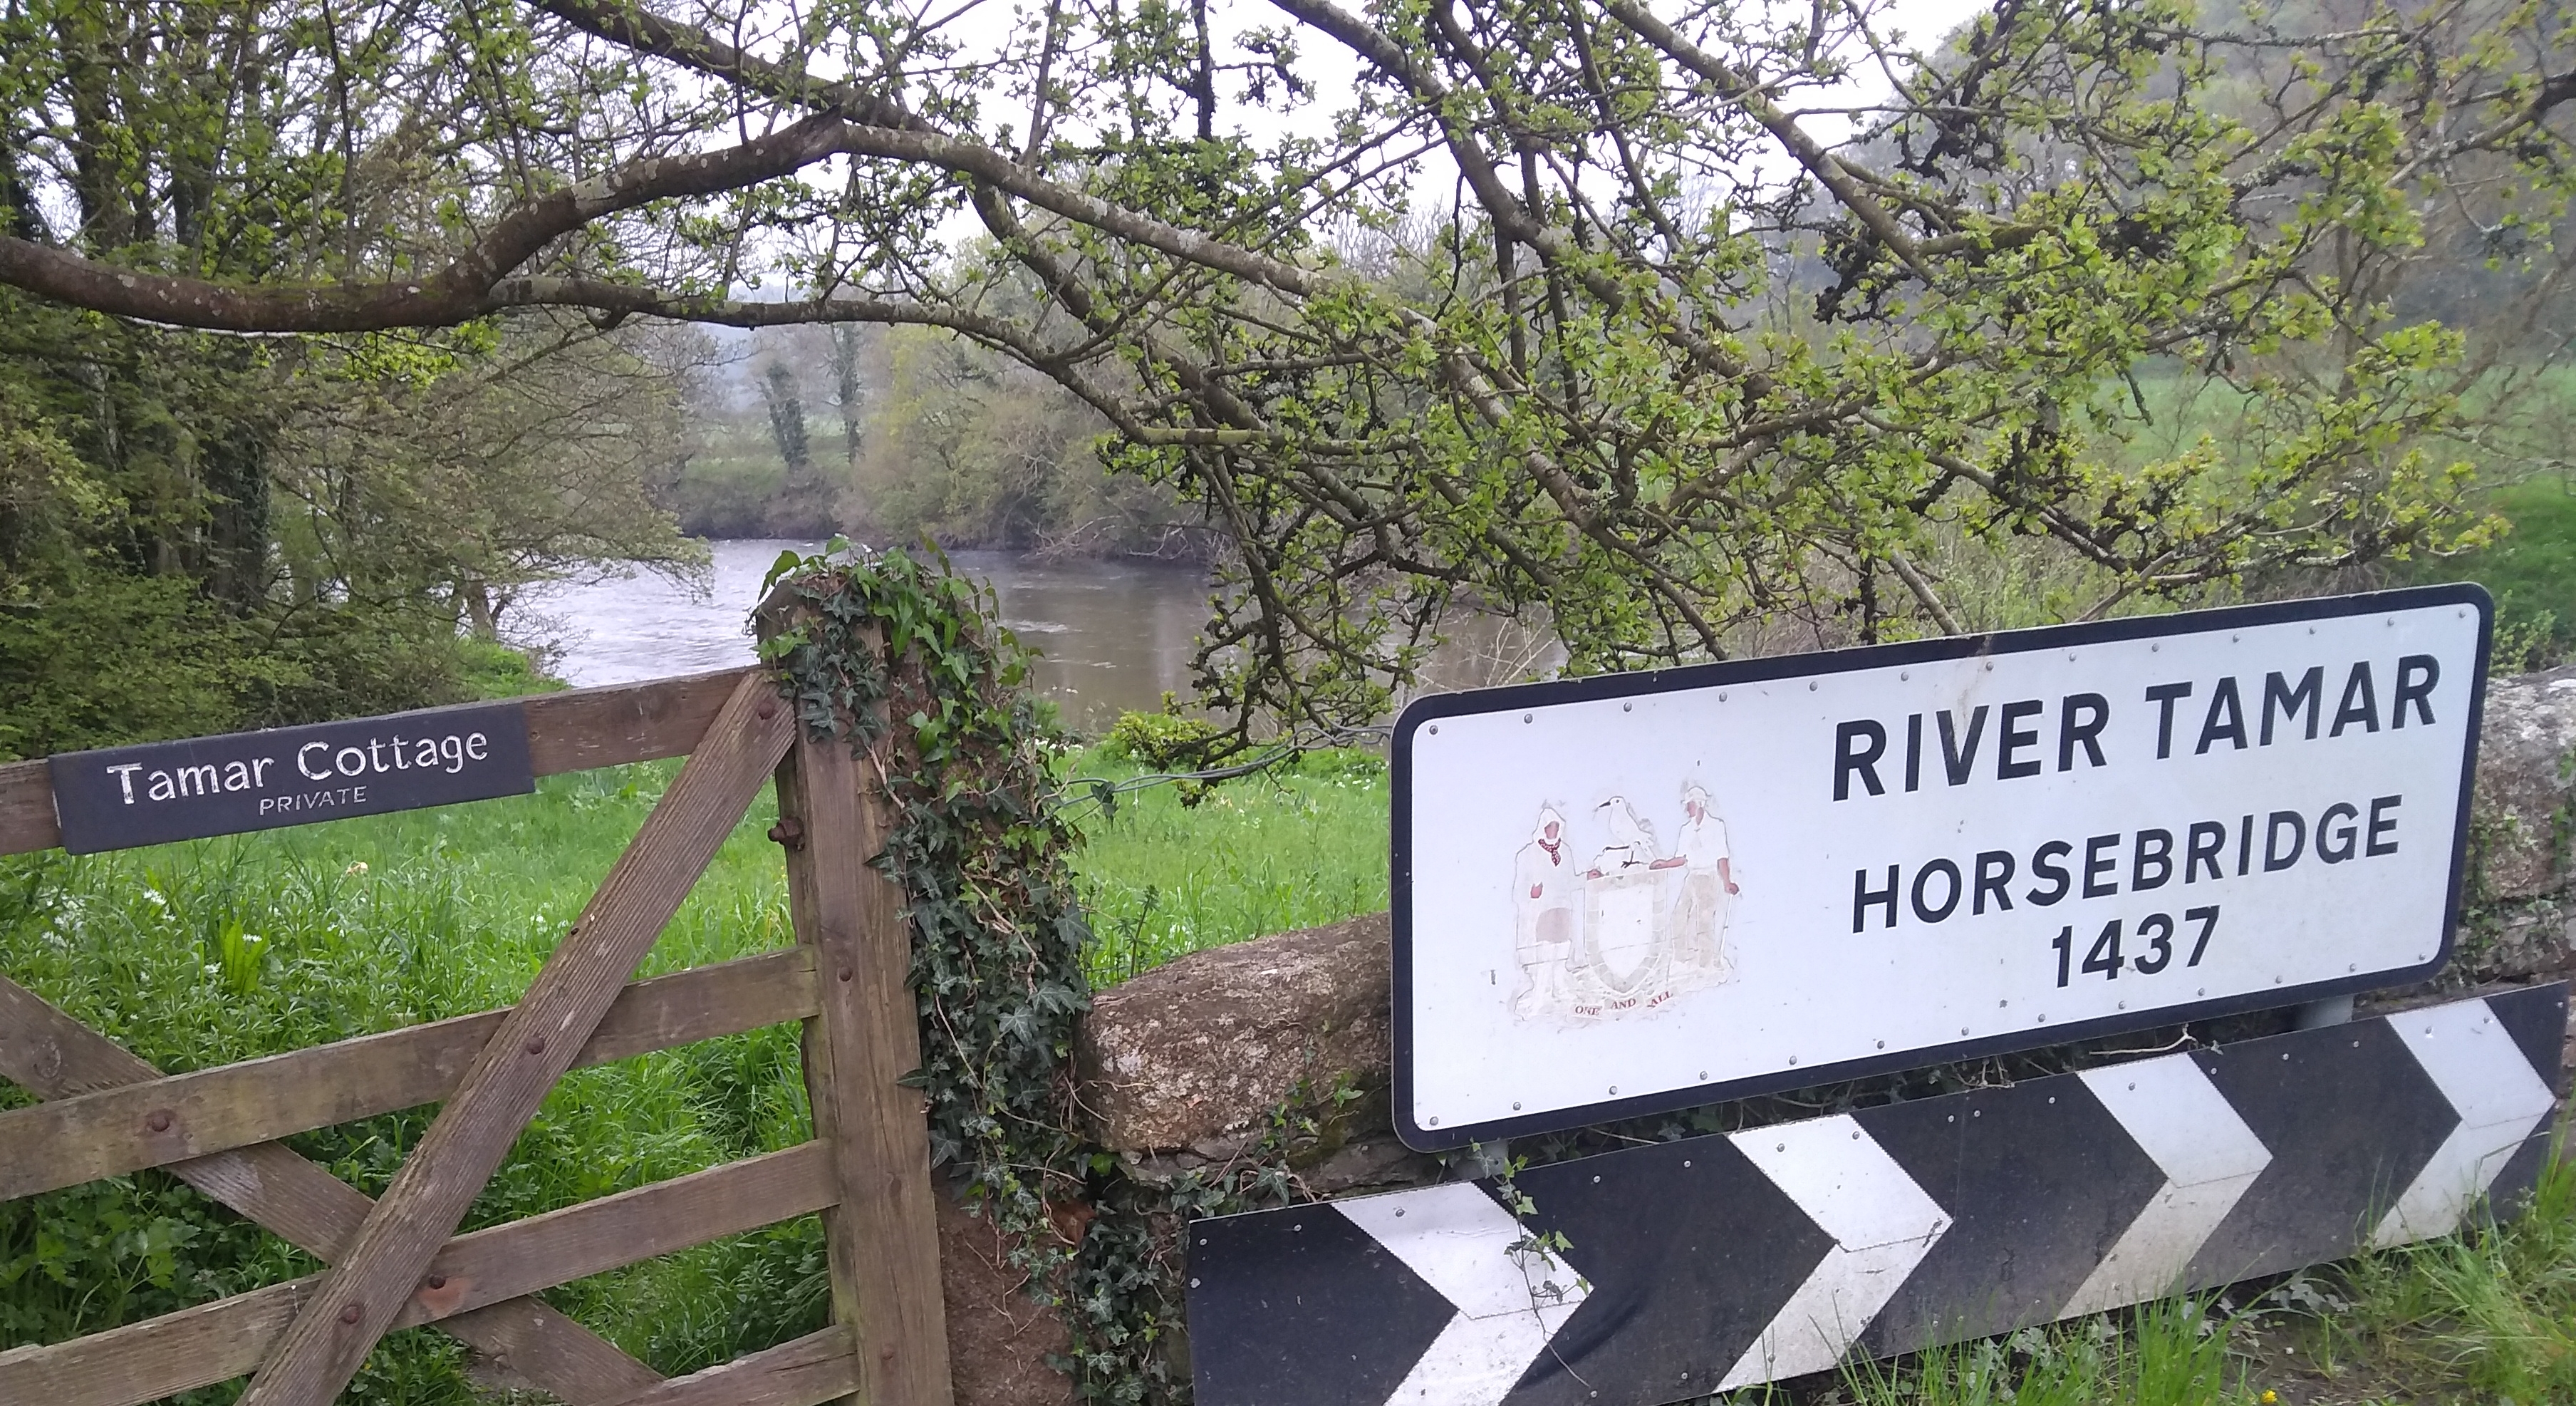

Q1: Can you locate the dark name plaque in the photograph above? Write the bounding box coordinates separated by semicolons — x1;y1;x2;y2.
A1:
48;701;534;854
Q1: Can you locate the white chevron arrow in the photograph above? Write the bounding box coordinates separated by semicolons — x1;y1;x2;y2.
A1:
2372;997;2560;1247
1335;1182;1591;1406
1717;1115;1951;1390
2061;1053;2273;1315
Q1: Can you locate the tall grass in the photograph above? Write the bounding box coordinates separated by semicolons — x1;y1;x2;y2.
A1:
1837;1298;2254;1406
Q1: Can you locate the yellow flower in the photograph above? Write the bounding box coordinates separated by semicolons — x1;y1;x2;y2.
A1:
2259;1392;2278;1405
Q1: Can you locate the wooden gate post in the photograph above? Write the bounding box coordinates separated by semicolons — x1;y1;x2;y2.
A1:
768;618;956;1406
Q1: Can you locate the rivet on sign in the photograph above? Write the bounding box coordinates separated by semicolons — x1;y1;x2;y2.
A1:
524;1035;546;1055
839;967;853;982
1947;1115;1956;1123
2232;634;2240;642
1190;1278;1201;1288
1623;701;1633;712
2282;1052;2292;1060
757;699;778;720
1395;1209;1405;1217
1901;671;1909;681
1851;1130;1861;1139
1513;1102;1522;1110
1683;1160;1692;1168
1984;661;1993;671
1428;725;1438;735
2197;988;2206;997
2128;1083;2136;1091
1808;681;1817;691
1875;1040;1885;1049
1719;691;1728;701
1999;998;2008;1008
2274;976;2282;984
2353;1040;2362;1048
1609;1085;1619;1094
1973;1109;1981;1117
2117;1001;2125;1010
1428;1117;1439;1126
1293;1224;1302;1232
2151;643;2159;651
1960;1027;1970;1035
1594;1175;1602;1184
1698;1070;1708;1080
340;1304;363;1325
1787;1055;1797;1065
1199;1238;1208;1246
145;1110;172;1133
1777;1143;1786;1152
2047;1096;2056;1104
2067;652;2076;661
1523;713;1533;723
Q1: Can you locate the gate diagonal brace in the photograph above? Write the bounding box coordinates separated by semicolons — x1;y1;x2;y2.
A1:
1185;983;2568;1406
234;670;796;1406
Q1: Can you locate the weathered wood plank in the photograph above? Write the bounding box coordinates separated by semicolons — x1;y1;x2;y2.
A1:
525;668;756;776
0;758;58;855
234;668;796;1406
0;947;816;1198
775;713;956;1406
604;1327;862;1406
0;1142;835;1406
398;1141;834;1327
0;668;754;859
0;972;666;1404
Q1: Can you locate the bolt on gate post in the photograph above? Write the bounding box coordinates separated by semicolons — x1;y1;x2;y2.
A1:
761;600;957;1406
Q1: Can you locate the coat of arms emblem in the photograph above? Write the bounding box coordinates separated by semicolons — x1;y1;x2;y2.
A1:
1511;784;1740;1020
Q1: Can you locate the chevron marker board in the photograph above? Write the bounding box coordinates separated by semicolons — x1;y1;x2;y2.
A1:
1188;983;2568;1406
1393;586;2491;1149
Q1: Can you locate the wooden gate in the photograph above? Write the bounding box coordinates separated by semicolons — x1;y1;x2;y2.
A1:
0;659;955;1405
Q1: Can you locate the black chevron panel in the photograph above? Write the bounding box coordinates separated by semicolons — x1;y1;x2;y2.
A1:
1502;1135;1834;1406
1856;1077;2165;1356
2488;982;2572;1090
1186;1195;1460;1406
1186;986;2566;1406
2183;1020;2456;1286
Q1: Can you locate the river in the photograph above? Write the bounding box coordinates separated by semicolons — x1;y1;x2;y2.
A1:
520;541;1210;731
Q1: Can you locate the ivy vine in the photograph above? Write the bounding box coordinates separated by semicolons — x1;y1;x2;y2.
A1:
759;544;1306;1404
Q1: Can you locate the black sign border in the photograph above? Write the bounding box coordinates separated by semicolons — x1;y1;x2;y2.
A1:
1391;583;2495;1152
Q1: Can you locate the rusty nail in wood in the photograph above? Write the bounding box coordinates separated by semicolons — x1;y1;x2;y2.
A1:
524;1035;546;1055
426;1274;446;1291
838;966;853;982
145;1110;172;1133
340;1304;363;1324
757;699;779;720
769;818;805;848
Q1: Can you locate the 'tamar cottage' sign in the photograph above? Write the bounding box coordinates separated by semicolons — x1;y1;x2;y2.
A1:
48;701;534;854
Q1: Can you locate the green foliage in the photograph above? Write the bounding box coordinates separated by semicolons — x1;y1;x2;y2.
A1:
1842;1298;2256;1406
1099;705;1222;771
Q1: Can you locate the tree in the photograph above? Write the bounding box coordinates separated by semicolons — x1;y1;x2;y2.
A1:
4;0;2570;744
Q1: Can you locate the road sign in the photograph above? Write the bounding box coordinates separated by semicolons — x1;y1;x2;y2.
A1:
1393;586;2491;1149
1188;983;2565;1406
48;701;534;854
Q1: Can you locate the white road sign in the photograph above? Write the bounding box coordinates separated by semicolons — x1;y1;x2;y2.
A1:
1392;586;2491;1149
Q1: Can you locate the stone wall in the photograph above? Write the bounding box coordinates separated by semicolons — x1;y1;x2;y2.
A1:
1076;663;2576;1167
